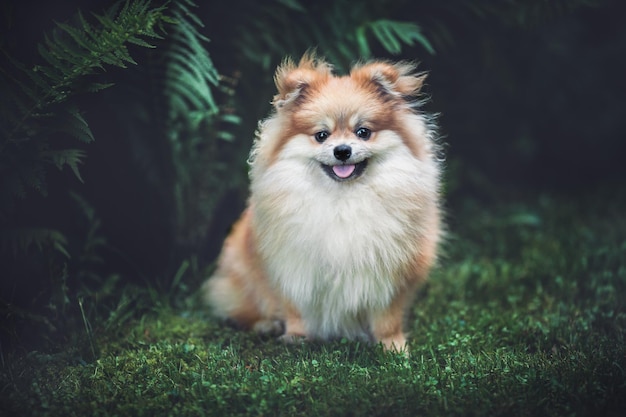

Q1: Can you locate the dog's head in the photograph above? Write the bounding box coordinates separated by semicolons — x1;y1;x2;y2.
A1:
251;53;434;184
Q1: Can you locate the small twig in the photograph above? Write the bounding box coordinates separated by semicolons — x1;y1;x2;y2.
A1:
78;297;97;360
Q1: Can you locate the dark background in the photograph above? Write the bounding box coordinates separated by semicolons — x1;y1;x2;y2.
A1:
1;0;625;336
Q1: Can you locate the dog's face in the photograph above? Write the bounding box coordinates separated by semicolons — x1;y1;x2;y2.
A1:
251;54;432;185
286;76;384;182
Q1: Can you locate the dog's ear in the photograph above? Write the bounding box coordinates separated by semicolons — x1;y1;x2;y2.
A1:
351;61;426;99
273;53;332;109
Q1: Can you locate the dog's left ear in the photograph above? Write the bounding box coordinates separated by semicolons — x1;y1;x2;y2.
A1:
273;53;332;109
352;61;426;99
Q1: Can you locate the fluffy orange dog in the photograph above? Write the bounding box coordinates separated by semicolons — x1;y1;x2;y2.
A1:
203;54;442;352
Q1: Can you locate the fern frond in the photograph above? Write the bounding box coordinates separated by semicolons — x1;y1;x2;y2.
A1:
0;0;173;210
370;20;403;55
126;35;158;49
85;82;116;93
174;1;208;31
25;58;56;92
3;0;169;144
164;0;219;118
40;148;87;183
56;17;95;51
153;0;247;252
390;21;435;55
49;107;95;144
167;71;217;114
219;114;242;125
234;0;436;73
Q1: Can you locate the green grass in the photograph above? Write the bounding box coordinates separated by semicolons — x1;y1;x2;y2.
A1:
1;189;625;416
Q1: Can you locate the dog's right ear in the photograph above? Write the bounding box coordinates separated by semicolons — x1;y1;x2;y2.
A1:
273;53;332;109
351;60;426;101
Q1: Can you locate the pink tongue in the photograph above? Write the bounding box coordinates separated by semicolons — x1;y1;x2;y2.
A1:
332;164;356;178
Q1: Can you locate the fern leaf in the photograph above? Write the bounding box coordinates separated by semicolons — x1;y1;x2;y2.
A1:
363;19;436;56
77;9;95;36
38;36;66;77
85;82;115;93
219;114;242;125
49;29;88;68
391;21;436;55
215;132;235;142
126;35;157;48
2;0;171;150
113;45;138;66
167;72;217;114
26;60;55;92
175;1;207;30
64;107;95;143
164;1;220;117
56;18;94;51
169;26;217;83
40;148;87;183
168;51;218;89
355;26;372;58
35;106;95;145
372;20;403;54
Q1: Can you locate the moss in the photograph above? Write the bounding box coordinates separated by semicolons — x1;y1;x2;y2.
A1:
1;189;625;416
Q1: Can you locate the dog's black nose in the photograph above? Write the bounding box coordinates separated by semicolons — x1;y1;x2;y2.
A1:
333;144;352;161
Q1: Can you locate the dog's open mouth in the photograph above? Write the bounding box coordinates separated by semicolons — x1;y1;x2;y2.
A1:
321;160;368;182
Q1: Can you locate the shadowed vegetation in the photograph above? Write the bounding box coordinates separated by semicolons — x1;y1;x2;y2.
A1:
1;189;624;416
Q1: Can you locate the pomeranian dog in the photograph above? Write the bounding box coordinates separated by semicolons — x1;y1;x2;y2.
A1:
203;53;442;352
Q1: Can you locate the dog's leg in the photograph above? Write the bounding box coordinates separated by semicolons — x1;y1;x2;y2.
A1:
372;226;439;353
370;290;411;353
204;273;285;336
204;208;286;333
278;302;307;343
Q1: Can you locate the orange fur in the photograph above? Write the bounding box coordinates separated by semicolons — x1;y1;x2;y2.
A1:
203;53;442;353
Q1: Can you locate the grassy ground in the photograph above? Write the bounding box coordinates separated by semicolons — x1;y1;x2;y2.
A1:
1;187;625;416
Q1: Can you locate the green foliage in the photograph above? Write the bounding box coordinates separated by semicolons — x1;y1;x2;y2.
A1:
2;0;169;143
1;0;243;326
0;0;180;347
357;20;435;57
232;0;600;75
163;0;242;251
165;0;219;117
0;0;172;250
236;0;435;73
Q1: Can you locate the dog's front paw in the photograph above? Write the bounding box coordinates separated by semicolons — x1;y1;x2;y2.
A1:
380;335;409;356
278;333;307;344
252;319;285;337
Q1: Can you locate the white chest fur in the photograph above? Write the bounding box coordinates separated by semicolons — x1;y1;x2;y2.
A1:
250;136;438;340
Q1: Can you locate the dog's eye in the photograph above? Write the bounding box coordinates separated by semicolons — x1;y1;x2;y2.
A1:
355;127;371;140
314;131;330;143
